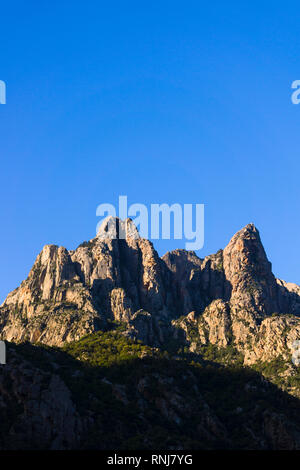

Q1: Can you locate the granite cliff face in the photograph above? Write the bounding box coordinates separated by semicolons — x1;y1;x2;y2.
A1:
0;219;300;364
169;224;300;365
0;218;174;346
1;219;299;365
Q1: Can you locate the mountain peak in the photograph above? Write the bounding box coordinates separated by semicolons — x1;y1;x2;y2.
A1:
223;223;264;262
96;216;140;241
229;223;260;242
223;223;278;315
0;221;299;351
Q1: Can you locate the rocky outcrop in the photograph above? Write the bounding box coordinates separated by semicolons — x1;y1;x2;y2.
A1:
0;220;300;365
175;300;300;365
0;218;176;346
0;244;101;345
223;224;279;315
277;279;300;315
169;225;300;364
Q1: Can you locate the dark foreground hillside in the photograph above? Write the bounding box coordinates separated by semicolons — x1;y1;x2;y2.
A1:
1;331;300;450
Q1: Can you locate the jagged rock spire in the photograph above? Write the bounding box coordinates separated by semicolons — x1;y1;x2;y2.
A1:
96;216;140;241
223;224;278;315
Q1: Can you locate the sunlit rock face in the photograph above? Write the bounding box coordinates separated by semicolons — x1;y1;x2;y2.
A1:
0;219;300;365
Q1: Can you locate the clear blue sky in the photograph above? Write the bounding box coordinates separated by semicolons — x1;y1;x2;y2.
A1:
0;1;299;303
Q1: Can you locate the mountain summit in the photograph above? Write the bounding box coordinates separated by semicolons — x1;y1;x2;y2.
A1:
0;221;300;365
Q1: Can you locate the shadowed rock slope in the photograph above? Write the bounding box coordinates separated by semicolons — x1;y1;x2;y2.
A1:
2;337;300;450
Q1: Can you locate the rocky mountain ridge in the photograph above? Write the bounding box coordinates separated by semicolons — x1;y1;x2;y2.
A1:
1;219;300;366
